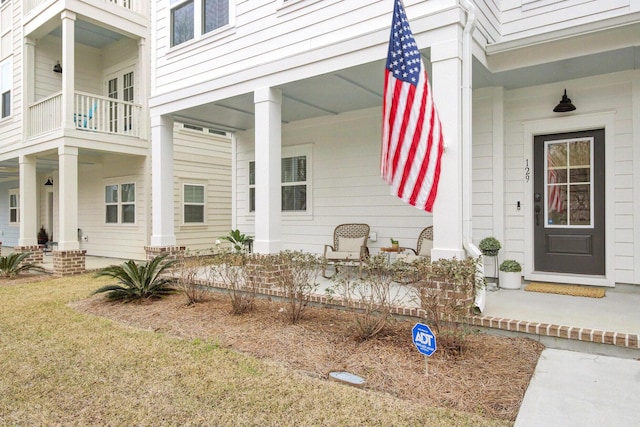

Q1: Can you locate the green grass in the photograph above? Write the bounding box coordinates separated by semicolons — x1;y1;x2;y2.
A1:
0;275;507;426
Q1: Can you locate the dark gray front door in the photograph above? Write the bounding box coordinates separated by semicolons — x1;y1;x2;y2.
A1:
533;129;605;275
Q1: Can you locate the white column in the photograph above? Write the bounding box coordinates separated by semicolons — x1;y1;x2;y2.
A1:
61;11;76;129
253;87;282;253
58;146;79;251
18;155;38;246
22;38;35;140
137;38;149;140
150;114;176;246
430;27;465;260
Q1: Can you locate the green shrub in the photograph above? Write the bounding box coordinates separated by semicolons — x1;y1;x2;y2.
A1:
478;237;501;257
219;229;253;253
0;253;45;278
93;255;177;301
499;259;522;272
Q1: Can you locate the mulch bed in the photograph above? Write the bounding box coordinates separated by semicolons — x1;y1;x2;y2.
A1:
71;291;544;422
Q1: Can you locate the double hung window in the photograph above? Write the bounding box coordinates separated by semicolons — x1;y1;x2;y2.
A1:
105;183;136;224
171;0;230;47
8;189;17;224
183;184;205;223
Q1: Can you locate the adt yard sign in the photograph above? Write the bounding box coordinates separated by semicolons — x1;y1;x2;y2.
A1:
412;323;437;356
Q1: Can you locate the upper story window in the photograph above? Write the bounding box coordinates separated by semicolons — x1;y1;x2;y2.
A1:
171;0;230;47
0;59;10;118
105;183;136;224
9;189;18;224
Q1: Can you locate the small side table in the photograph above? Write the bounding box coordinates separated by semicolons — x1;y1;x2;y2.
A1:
380;247;400;264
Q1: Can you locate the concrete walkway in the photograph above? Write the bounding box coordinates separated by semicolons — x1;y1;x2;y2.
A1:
515;349;640;427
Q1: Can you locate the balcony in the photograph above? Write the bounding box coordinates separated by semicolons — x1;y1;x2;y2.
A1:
28;91;142;139
25;0;146;16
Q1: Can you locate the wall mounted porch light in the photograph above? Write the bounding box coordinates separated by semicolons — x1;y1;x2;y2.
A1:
44;176;54;186
53;61;62;73
553;89;576;112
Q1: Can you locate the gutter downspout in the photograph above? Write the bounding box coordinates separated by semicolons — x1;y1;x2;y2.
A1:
459;0;485;313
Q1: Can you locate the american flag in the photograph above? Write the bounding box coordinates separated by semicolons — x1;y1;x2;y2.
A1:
381;0;444;212
548;169;565;213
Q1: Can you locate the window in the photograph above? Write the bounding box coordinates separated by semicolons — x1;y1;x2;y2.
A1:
0;59;10;118
171;0;230;47
248;146;311;214
8;189;17;224
183;184;205;223
105;183;136;224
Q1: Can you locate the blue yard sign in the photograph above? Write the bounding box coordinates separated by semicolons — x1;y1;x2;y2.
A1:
412;323;437;357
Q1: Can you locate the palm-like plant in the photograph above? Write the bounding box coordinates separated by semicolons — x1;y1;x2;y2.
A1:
0;253;45;278
93;255;177;301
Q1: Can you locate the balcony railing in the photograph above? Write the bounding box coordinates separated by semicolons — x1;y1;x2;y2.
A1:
25;0;146;16
28;91;143;139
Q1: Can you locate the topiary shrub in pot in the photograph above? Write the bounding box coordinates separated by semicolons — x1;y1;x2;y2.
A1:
479;237;501;282
499;259;522;290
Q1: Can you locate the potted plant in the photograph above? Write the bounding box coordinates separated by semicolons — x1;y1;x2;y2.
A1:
499;259;522;290
220;229;253;253
479;236;501;284
37;226;49;245
390;238;399;251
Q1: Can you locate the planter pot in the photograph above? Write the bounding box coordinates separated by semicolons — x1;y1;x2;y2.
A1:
499;271;522;290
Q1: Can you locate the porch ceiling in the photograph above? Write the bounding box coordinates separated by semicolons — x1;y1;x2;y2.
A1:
173;46;639;133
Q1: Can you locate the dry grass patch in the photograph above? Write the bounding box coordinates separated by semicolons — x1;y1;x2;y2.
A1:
0;274;512;426
72;288;543;422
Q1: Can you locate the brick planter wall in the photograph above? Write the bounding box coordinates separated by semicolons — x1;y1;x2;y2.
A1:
53;250;86;276
14;245;44;264
144;246;186;266
414;276;476;321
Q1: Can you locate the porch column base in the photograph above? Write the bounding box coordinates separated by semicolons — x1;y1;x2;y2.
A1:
53;250;86;276
144;246;185;263
14;245;44;264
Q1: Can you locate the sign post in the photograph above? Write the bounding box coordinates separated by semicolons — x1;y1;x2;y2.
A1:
412;323;437;375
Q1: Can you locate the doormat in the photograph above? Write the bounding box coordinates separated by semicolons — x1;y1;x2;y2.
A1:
524;283;605;298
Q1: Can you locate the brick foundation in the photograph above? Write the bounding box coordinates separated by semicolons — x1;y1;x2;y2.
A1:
53;250;86;276
144;246;186;265
13;245;44;264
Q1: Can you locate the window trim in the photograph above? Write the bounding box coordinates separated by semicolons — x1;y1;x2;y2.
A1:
104;181;137;225
182;182;206;225
169;0;235;48
8;188;18;225
248;144;313;218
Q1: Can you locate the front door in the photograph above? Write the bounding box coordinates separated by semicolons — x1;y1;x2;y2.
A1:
533;129;605;275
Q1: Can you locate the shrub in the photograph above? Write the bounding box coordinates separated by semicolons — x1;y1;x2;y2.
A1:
208;250;259;315
478;237;501;257
328;254;401;340
0;253;45;278
404;256;481;355
219;229;253;253
499;259;522;272
273;251;323;324
176;250;213;305
93;255;177;302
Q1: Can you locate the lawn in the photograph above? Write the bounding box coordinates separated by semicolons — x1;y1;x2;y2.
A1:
0;274;520;426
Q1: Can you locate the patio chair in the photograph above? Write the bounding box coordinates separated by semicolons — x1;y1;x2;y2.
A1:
322;223;370;277
397;226;433;263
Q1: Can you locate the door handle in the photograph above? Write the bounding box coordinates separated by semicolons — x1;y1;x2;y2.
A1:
535;205;541;226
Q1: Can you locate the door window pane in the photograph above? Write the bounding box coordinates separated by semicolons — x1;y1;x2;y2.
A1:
545;138;593;227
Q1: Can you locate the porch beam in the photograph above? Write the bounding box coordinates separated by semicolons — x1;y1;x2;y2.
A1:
253;87;282;253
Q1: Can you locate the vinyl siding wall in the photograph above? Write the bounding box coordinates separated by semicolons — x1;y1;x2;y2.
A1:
173;125;232;251
478;70;638;284
499;0;636;42
235;107;433;255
